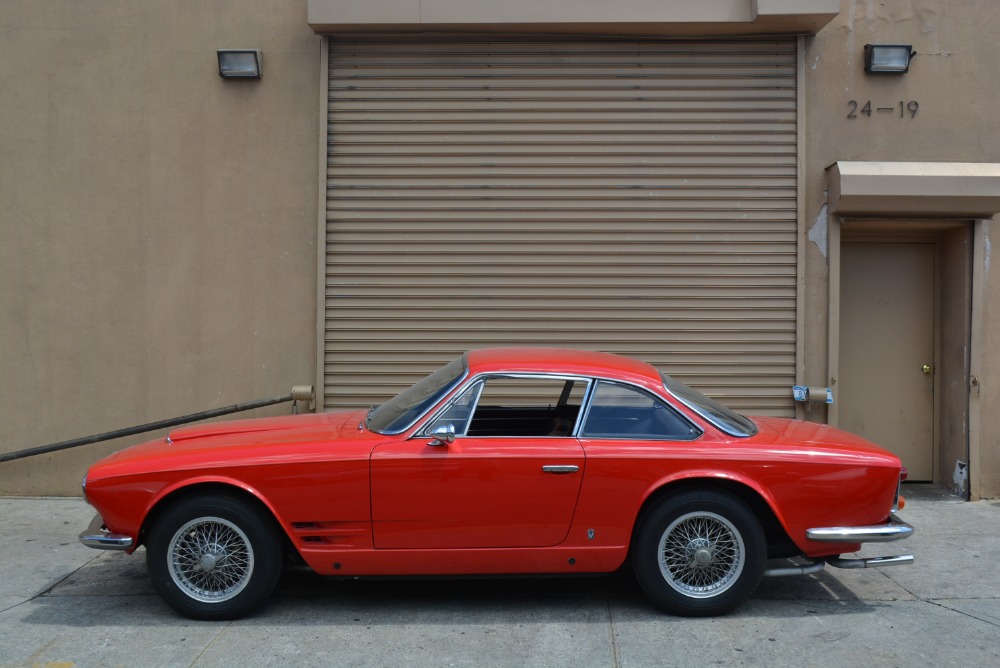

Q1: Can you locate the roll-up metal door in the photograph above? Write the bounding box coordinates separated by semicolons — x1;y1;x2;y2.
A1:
323;36;798;416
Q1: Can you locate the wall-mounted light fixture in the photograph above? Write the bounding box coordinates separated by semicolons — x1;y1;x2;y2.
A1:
217;49;262;79
864;44;915;74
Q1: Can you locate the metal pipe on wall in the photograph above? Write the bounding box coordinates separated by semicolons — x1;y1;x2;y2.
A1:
0;386;315;464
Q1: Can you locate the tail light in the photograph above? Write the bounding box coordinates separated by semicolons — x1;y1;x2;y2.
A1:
892;467;907;512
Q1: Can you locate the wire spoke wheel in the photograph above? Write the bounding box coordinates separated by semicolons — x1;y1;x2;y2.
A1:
658;511;745;598
633;491;765;616
168;517;255;603
148;494;282;620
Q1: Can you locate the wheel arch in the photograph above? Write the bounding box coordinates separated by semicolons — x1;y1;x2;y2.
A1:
630;476;798;560
138;479;301;561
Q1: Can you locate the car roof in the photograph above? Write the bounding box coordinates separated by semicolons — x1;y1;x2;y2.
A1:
465;347;664;389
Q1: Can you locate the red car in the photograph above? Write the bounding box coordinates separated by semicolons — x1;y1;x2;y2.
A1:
80;348;912;620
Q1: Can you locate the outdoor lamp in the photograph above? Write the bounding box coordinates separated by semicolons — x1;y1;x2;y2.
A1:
217;49;262;79
864;44;915;73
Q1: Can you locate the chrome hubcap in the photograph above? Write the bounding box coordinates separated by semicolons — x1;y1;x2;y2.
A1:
200;553;219;571
168;517;254;603
658;511;745;598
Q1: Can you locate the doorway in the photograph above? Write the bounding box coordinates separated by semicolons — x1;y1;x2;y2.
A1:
837;222;972;486
839;242;934;479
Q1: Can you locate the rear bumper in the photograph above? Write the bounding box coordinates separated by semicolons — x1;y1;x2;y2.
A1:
79;514;133;551
806;513;913;543
764;514;914;578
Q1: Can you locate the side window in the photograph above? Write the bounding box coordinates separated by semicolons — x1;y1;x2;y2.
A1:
425;376;587;437
581;381;699;440
424;379;484;436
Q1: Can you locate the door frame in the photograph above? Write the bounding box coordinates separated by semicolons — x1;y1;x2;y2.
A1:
837;235;938;481
828;217;984;497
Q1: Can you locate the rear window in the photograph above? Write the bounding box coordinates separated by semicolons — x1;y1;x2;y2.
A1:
660;373;758;438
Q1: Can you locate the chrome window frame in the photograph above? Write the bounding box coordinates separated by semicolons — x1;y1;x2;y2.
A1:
577;378;703;442
414;373;594;439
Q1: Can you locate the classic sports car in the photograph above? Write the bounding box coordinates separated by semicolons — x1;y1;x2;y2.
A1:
80;348;913;620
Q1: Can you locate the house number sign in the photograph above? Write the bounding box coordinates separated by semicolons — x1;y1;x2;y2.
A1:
847;100;919;119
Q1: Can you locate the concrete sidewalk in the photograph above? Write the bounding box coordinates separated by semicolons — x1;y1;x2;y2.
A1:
1;486;998;667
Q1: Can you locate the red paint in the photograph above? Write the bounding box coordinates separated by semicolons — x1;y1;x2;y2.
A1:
83;348;905;576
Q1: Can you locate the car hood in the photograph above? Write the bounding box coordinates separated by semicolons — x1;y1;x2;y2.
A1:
165;411;359;444
87;409;372;479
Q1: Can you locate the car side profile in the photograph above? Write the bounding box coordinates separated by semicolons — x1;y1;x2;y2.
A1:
80;348;912;619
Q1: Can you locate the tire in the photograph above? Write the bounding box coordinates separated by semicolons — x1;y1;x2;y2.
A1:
146;494;283;620
632;490;766;617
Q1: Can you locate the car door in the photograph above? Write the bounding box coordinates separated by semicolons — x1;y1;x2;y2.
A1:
370;375;588;549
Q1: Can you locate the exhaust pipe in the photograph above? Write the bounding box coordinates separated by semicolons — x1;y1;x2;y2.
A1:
825;554;914;569
763;559;826;577
763;553;913;577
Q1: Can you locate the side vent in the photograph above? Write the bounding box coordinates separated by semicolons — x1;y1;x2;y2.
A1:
290;520;368;548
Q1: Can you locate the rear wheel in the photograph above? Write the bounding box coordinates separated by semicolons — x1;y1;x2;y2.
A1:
146;494;282;620
633;490;765;616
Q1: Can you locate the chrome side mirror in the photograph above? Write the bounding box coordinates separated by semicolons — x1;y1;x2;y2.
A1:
427;424;456;446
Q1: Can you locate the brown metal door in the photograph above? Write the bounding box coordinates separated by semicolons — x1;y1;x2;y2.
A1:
323;36;798;417
840;242;935;479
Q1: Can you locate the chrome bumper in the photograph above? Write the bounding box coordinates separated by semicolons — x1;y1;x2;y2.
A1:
79;514;133;551
806;513;913;543
762;513;914;578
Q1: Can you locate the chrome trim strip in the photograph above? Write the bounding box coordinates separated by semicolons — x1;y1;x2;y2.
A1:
79;514;133;551
806;514;913;543
541;465;579;474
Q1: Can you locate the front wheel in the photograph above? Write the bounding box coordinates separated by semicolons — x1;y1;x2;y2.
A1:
633;490;766;616
146;494;283;620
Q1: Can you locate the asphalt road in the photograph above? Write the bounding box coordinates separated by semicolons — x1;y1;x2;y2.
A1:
1;486;998;667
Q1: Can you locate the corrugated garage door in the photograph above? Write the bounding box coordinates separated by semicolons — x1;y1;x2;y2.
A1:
323;37;798;416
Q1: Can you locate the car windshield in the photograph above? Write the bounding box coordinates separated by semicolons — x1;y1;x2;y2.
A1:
660;373;758;438
366;355;468;434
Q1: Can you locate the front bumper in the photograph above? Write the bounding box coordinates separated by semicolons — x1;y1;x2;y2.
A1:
79;514;133;551
806;513;913;543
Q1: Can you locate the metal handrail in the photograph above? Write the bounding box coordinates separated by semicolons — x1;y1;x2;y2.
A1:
0;386;314;464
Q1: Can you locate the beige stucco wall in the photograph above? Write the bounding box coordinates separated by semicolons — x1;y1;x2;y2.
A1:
306;0;839;34
802;1;1000;497
0;1;322;494
3;0;1000;497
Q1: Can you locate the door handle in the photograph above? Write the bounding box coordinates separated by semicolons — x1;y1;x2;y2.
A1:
922;364;933;375
542;465;579;475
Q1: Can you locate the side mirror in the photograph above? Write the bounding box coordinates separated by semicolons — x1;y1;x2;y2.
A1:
427;424;456;446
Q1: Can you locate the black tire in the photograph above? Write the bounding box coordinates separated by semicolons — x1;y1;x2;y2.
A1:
632;490;766;617
146;494;283;620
